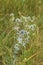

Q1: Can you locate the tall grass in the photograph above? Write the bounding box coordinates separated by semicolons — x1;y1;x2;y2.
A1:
0;0;43;65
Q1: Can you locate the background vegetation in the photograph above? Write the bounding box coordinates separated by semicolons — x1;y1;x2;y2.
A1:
0;0;43;65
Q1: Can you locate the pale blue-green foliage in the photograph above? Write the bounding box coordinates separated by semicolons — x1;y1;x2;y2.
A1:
13;15;38;65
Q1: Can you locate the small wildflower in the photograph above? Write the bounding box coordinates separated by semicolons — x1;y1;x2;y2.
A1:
10;13;14;17
20;30;27;35
15;18;21;23
18;37;22;43
29;24;36;31
10;13;15;21
14;44;20;51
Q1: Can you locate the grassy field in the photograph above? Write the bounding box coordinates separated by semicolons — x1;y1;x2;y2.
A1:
0;0;43;65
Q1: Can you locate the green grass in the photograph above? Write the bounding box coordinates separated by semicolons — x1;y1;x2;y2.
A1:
0;0;43;65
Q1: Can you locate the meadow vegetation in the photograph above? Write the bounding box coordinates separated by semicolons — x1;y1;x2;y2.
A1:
0;0;43;65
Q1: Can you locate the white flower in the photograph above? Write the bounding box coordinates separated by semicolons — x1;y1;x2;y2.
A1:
29;24;36;31
14;44;19;50
20;30;27;35
10;13;14;17
10;13;15;21
15;18;21;23
18;37;22;43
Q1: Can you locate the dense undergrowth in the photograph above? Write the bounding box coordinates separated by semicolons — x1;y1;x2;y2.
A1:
0;0;43;65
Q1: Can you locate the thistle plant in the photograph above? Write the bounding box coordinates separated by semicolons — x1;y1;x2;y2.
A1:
13;15;38;65
0;0;43;65
0;11;43;65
